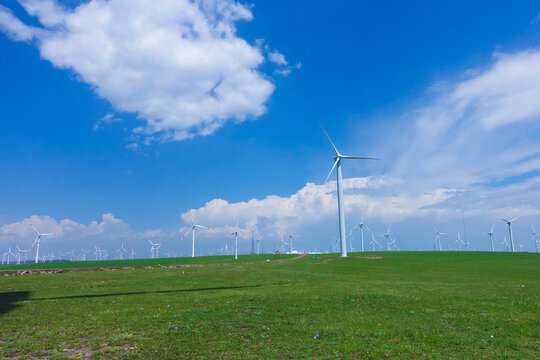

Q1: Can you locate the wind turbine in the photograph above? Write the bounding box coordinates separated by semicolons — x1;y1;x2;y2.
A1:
1;248;10;265
483;225;496;252
116;242;128;260
279;236;289;253
15;246;24;265
287;232;298;254
501;236;510;252
381;227;392;251
29;223;55;264
80;249;90;261
230;230;244;260
346;230;355;252
352;214;369;252
501;216;519;252
94;247;101;260
531;226;539;253
181;210;213;258
434;226;446;251
129;249;136;259
68;249;76;261
256;235;263;255
320;123;378;257
49;252;56;262
148;240;161;259
455;232;462;251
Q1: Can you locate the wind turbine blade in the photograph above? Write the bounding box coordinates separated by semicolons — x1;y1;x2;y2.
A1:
181;227;193;240
29;222;39;234
324;158;339;184
510;216;520;222
319;123;340;156
340;156;379;160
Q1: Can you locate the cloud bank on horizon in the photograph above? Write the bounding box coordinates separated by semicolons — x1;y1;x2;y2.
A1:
0;0;280;141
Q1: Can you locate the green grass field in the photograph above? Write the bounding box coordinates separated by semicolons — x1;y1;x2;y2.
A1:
0;252;538;359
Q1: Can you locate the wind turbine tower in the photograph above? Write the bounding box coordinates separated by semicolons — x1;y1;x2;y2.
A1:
320;123;378;257
501;216;519;252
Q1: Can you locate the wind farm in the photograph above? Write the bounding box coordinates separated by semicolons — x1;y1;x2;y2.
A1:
1;1;540;359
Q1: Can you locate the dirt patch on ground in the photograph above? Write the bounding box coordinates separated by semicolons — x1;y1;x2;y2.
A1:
356;256;383;260
0;254;309;276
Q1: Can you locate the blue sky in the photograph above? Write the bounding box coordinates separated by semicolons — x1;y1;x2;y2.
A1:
1;0;540;258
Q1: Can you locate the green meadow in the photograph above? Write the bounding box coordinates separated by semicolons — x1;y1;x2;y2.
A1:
0;252;538;359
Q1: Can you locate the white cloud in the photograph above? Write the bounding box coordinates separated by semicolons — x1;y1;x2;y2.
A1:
93;113;121;131
0;0;275;141
0;214;164;245
180;177;457;240
268;49;288;66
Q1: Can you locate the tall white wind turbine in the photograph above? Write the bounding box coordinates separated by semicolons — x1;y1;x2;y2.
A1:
181;210;213;258
501;216;519;253
483;225;496;252
320;123;378;257
434;226;446;251
29;223;55;264
129;248;136;259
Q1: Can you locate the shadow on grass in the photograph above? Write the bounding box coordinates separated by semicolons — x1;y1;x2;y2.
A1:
31;285;262;301
0;291;31;315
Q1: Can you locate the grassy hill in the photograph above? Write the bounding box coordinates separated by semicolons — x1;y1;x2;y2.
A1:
0;251;538;359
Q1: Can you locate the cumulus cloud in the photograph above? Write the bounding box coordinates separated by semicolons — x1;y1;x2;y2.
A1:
180;177;457;241
0;0;275;140
0;214;165;246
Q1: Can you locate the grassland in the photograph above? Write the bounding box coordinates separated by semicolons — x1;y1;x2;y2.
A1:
0;252;538;359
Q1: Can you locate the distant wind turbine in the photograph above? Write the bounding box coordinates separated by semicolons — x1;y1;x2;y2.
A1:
116;242;128;260
434;226;446;251
181;210;213;258
148;240;161;259
483;225;496;252
230;229;244;260
320;123;378;257
381;226;392;251
287;232;298;254
501;216;519;252
352;214;370;252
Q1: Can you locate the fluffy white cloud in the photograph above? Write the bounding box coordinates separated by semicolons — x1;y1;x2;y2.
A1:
181;177;457;240
0;0;275;140
268;50;288;66
0;214;164;245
